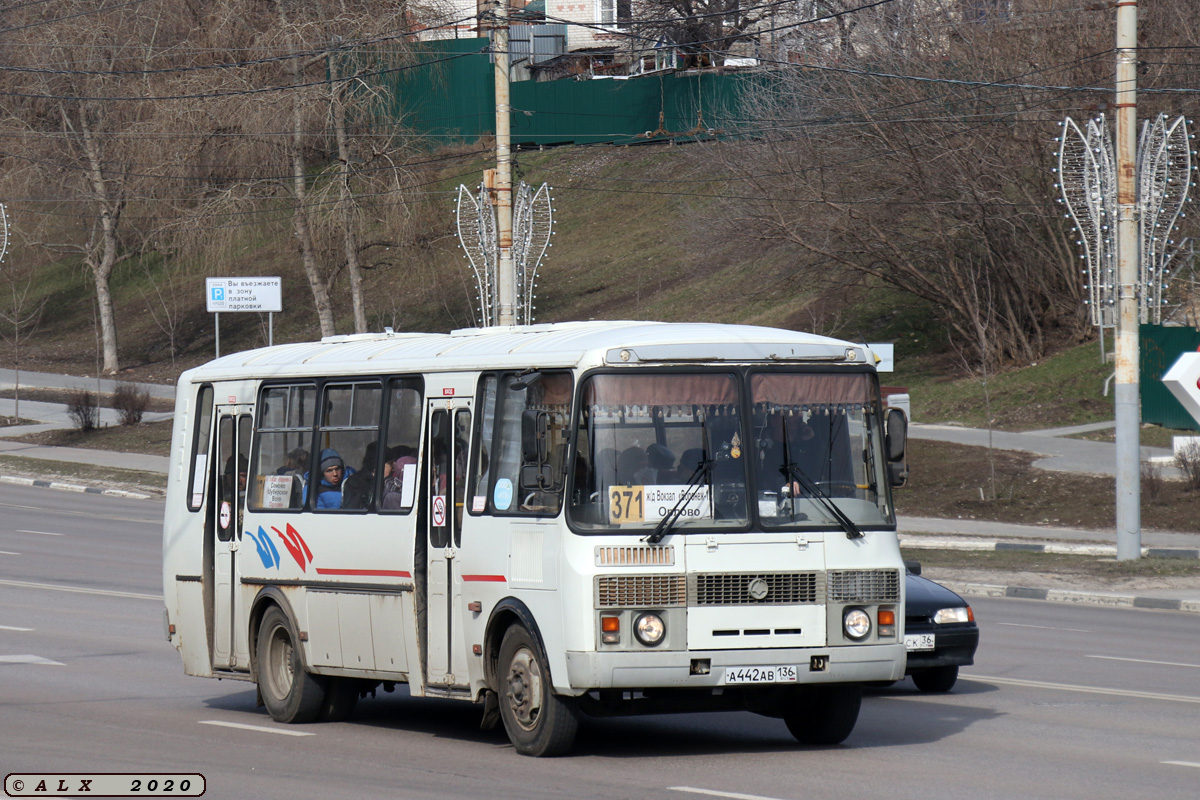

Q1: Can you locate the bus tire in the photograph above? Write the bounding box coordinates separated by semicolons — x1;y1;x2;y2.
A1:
497;625;578;757
320;678;359;722
912;665;958;693
783;685;862;746
257;606;327;724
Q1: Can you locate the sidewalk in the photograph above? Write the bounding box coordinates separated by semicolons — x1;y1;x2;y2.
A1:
0;370;1197;614
910;421;1181;479
0;368;174;474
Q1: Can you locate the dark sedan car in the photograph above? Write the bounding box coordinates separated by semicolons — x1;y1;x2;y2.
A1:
902;562;980;692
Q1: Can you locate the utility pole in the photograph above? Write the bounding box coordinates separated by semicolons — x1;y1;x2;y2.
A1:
1114;0;1141;560
493;0;516;326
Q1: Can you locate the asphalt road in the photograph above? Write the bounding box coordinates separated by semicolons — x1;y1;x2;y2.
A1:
2;485;1198;800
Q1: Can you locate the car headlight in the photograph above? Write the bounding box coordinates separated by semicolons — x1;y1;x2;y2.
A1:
843;608;871;640
934;607;972;624
634;613;665;647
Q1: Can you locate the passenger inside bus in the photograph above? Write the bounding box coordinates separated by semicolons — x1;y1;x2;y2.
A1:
381;445;417;511
635;443;676;484
615;446;647;486
304;448;354;509
341;442;380;510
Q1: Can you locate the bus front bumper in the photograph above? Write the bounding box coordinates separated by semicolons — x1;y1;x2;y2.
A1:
563;642;905;691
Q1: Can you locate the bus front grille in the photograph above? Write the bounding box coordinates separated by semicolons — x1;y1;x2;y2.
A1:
689;572;822;606
596;575;687;608
827;569;900;603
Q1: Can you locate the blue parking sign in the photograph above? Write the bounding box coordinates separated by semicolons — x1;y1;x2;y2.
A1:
211;287;225;302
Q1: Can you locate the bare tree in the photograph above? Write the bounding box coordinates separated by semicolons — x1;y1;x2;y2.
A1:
700;3;1186;369
628;0;771;67
0;246;47;421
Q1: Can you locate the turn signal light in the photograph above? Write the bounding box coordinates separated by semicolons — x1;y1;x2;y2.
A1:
601;615;620;644
878;608;896;638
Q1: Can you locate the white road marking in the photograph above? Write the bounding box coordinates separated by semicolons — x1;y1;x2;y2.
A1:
0;625;33;631
1087;655;1200;669
0;579;160;601
968;674;1200;704
1162;761;1200;769
0;655;64;666
199;721;315;737
15;530;63;536
0;551;19;556
670;788;788;800
997;622;1092;633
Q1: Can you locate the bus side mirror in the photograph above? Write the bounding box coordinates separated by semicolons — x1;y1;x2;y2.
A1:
522;409;548;464
885;408;907;462
885;408;908;488
521;410;556;490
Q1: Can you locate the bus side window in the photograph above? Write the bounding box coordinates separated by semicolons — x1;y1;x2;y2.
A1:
467;375;498;516
380;377;424;513
186;385;214;511
316;382;382;512
491;371;572;516
249;384;314;512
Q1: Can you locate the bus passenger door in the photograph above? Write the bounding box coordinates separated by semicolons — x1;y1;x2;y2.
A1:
424;400;472;688
211;407;252;671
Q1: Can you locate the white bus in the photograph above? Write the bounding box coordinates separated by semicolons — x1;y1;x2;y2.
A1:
162;321;909;756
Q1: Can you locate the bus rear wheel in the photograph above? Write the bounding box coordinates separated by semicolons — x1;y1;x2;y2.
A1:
497;625;578;757
257;606;327;723
782;685;862;746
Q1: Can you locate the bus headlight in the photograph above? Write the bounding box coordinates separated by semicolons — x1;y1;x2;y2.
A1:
634;613;665;647
843;608;871;641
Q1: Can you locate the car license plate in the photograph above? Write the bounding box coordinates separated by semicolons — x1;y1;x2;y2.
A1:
905;633;936;652
722;665;798;685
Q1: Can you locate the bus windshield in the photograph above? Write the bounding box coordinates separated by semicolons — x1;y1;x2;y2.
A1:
568;370;893;533
749;372;892;530
570;372;748;532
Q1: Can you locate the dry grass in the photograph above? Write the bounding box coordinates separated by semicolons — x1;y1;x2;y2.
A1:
903;547;1200;581
0;455;165;494
895;439;1200;533
7;419;174;456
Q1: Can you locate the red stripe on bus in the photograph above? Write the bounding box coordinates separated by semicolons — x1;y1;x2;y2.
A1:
462;574;507;583
313;569;412;578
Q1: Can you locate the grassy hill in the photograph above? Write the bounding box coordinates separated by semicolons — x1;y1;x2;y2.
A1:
7;141;1115;434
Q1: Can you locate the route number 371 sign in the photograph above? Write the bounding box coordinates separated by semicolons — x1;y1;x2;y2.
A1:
609;485;712;524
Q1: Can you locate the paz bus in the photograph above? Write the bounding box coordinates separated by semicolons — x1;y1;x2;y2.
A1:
161;321;909;756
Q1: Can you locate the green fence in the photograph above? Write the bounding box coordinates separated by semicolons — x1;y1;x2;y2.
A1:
388;39;753;146
1140;324;1200;430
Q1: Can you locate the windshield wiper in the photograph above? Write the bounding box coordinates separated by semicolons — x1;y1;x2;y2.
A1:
644;456;711;545
777;418;863;540
781;462;863;540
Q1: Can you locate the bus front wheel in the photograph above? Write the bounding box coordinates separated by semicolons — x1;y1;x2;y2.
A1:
257;606;327;723
782;685;862;746
496;625;578;757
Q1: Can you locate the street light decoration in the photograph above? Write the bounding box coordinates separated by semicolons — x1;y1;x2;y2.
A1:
1055;114;1195;326
456;183;498;328
455;180;554;327
1138;114;1194;320
0;203;9;267
511;181;553;326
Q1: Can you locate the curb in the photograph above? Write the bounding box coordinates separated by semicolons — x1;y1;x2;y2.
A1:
940;580;1200;615
0;474;152;500
900;535;1200;560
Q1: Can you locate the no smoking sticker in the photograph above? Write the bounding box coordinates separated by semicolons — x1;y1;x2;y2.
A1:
432;495;446;527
